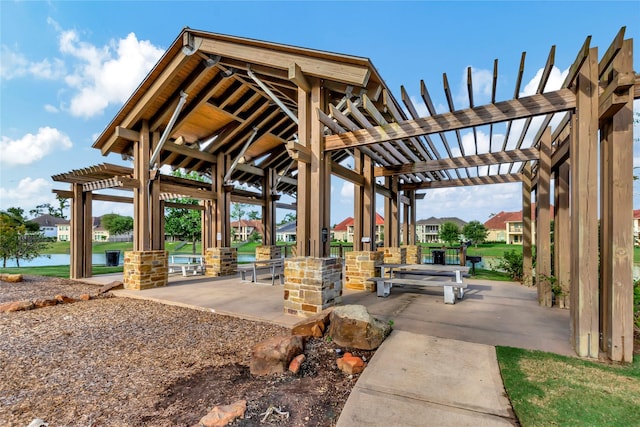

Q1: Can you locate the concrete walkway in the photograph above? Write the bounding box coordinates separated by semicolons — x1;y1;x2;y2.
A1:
83;273;572;426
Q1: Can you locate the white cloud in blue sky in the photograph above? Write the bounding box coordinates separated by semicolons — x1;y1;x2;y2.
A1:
0;127;72;166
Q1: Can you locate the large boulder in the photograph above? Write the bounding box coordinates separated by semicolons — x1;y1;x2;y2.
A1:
291;310;331;338
0;274;23;283
328;305;391;350
250;335;305;376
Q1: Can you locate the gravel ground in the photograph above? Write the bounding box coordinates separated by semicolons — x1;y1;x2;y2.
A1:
0;276;372;427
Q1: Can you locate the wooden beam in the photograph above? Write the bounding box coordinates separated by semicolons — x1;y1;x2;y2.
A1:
375;148;539;176
400;173;522;190
288;62;310;92
286;141;311;163
325;89;576;150
162;140;218;164
82;177;139;192
115;126;139;142
198;36;371;86
331;162;365;186
159;182;216;200
536;127;552;307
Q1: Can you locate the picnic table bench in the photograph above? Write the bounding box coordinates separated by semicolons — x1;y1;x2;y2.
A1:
370;263;470;303
168;254;205;277
238;258;284;286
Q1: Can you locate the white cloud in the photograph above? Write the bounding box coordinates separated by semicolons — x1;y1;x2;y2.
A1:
0;177;54;212
521;65;568;97
0;127;72;165
44;104;59;113
340;181;354;200
454;66;494;107
0;45;66;80
60;29;164;118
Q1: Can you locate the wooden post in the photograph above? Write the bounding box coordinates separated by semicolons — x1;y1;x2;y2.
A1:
215;153;231;247
536;127;552;307
362;155;376;251
522;164;533;285
384;177;392;247
296;85;311;256
402;191;410;245
353;149;364;251
263;168;277;246
555;162;571;308
600;38;634;362
570;47;599;358
150;176;162;250
133;120;151;251
83;191;92;278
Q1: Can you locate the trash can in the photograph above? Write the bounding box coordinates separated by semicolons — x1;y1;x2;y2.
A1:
105;250;121;267
432;249;445;265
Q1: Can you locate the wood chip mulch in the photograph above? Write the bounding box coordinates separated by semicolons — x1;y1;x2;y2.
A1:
0;276;369;427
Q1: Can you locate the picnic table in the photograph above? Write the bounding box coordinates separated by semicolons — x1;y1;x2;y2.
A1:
237;258;284;286
370;263;470;304
168;254;205;276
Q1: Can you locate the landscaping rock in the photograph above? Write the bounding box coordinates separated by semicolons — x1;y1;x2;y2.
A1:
250;335;305;376
33;299;59;309
291;310;331;338
54;295;78;304
0;274;23;283
328;305;391;350
289;354;306;374
0;300;34;313
79;294;91;301
336;352;366;375
197;399;246;427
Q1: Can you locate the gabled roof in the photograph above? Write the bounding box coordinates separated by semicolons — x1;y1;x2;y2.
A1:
230;219;264;234
31;214;69;227
276;221;297;233
332;216;354;232
634;209;640;219
484;204;555;230
416;216;466;227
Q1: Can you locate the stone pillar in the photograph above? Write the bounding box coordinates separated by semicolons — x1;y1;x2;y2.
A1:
256;245;282;261
345;251;383;291
403;245;422;265
377;247;406;266
123;250;168;290
283;257;342;317
205;247;237;277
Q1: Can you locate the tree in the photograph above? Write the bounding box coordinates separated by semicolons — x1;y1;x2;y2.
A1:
28;196;69;219
438;222;461;246
101;214;134;236
278;213;296;226
462;221;488;247
0;208;49;267
247;210;260;220
164;170;208;253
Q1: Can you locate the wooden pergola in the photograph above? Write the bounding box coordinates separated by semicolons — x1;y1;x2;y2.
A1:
53;27;639;362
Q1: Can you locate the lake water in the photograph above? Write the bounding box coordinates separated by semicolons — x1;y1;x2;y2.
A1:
2;252;257;268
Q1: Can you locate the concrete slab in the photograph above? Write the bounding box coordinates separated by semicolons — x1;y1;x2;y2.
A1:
337;331;516;426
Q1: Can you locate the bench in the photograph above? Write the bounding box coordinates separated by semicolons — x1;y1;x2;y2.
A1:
168;255;205;277
238;259;284;286
368;277;467;304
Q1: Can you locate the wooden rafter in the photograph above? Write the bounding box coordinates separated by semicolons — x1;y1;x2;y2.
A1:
324;89;576;150
400;173;522;190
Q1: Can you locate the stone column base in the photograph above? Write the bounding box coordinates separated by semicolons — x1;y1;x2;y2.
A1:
345;251;383;291
123;250;168;290
403;245;422;264
284;257;343;317
256;245;281;261
205;247;237;277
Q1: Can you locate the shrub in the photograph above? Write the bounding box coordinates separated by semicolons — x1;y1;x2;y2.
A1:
634;278;640;330
496;250;523;282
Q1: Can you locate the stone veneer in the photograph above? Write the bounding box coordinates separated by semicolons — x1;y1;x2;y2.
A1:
256;245;281;261
377;247;407;267
402;245;422;264
123;250;168;290
205;247;237;277
344;251;383;291
284;257;342;317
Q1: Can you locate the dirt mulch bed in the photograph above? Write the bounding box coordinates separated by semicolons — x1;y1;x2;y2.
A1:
0;276;373;427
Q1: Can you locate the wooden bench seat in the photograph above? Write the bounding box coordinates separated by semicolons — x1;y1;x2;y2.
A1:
368;277;467;303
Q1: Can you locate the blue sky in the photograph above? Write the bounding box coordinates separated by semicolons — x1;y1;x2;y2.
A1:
1;1;639;225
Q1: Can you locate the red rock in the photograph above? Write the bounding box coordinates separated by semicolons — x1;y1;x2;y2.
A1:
33;299;59;308
0;300;34;313
250;335;305;376
291;310;331;337
289;354;306;374
79;294;91;301
198;399;246;427
54;295;78;304
337;352;366;375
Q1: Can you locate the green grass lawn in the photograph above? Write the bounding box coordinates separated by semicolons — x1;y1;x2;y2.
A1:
0;265;122;278
497;346;640;426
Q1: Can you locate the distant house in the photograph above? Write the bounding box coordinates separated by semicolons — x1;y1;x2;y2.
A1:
484;204;554;244
92;217;109;241
230;219;263;242
331;214;384;243
57;223;71;242
31;214;69;240
276;221;297;242
414;217;467;243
